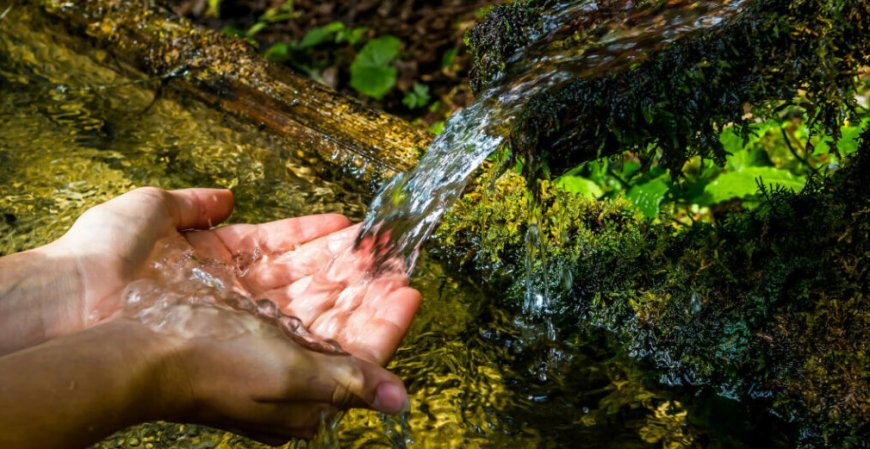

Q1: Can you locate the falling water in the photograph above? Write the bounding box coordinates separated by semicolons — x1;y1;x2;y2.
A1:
359;0;749;314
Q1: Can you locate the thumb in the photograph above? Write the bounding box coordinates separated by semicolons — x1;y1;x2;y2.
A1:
312;352;409;415
162;188;235;230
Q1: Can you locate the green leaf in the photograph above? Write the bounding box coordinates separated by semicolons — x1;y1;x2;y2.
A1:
402;83;431;109
704;167;806;204
350;36;402;99
298;22;345;49
719;127;746;155
350;66;396;99
441;47;458;68
336;26;368;45
259;1;297;23
264;43;290;62
621;161;641;179
556;175;603;200
206;0;220;18
246;21;267;37
837;120;867;156
726;146;771;172
626;177;670;218
355;35;401;66
429;121;445;136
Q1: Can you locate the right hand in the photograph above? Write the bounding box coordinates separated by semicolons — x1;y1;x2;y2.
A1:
161;312;408;444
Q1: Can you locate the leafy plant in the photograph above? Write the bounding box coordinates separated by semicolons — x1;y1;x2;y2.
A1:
222;0;299;45
555;175;602;200
350;36;402;99
402;83;431;109
552;110;866;220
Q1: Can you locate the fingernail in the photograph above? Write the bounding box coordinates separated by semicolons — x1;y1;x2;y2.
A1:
372;382;408;415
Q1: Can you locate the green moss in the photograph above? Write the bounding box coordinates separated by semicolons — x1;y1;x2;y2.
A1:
434;128;869;447
467;0;869;178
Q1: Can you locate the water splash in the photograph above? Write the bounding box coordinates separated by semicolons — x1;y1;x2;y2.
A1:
123;234;347;354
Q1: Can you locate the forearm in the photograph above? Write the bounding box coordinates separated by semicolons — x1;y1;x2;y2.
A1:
0;244;82;355
0;320;185;449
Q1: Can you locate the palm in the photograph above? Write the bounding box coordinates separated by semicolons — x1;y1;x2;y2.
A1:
186;217;420;365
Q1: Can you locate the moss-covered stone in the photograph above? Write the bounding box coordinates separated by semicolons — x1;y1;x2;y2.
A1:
434;128;869;447
467;0;869;178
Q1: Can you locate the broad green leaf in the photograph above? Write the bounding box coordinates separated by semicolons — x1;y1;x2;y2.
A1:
350;36;402;99
588;159;609;182
556;175;603;200
355;36;401;67
721;126;771;171
720;127;745;154
725;146;770;171
350;66;397;99
704;167;806;204
626;177;670;218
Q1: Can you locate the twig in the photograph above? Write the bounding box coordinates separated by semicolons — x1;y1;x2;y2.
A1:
0;6;12;21
780;126;819;174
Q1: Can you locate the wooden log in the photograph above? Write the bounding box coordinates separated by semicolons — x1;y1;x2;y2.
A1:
34;0;431;182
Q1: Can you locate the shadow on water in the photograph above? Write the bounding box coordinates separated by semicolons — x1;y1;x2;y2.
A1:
0;2;796;448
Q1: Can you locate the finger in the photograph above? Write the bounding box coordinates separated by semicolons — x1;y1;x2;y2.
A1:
212;214;352;255
301;352;408;414
165;188;235;230
184;228;234;262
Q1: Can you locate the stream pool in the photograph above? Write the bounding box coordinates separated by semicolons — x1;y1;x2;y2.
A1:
0;5;792;449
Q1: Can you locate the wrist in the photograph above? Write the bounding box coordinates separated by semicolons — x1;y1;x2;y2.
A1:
111;320;196;423
0;243;83;354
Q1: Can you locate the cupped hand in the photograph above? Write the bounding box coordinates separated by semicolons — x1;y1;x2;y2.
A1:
50;186;420;366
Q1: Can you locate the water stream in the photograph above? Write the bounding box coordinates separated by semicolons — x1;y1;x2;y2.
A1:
359;0;749;314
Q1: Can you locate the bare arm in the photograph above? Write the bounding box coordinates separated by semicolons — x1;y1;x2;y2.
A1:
0;320;178;449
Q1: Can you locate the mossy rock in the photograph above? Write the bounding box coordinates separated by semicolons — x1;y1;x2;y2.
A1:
433;128;869;447
467;0;869;178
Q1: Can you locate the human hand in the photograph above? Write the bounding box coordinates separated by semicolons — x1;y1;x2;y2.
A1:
0;317;409;449
43;186;420;365
164;310;410;443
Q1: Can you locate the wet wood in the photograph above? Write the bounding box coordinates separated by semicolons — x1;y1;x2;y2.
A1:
35;0;431;181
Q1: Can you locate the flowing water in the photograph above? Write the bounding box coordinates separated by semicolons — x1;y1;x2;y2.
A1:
358;0;749;315
0;2;793;449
